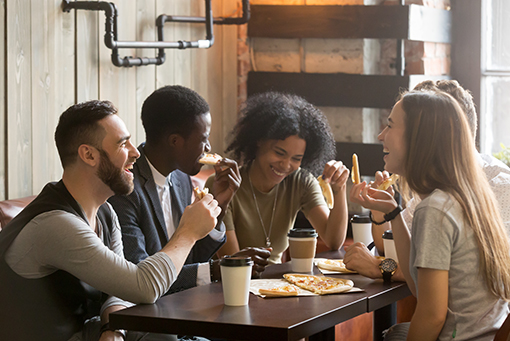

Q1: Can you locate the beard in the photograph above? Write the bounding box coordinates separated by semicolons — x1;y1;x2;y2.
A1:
96;149;134;196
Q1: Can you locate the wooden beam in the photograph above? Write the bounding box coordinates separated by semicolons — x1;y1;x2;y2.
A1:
248;72;449;109
248;5;451;43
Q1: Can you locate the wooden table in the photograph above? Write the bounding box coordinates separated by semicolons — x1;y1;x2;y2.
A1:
110;251;411;341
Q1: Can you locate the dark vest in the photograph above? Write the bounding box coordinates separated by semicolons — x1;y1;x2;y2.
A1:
0;181;114;340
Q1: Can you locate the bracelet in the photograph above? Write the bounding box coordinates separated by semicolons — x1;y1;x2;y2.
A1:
209;259;219;283
100;322;126;340
369;211;386;225
384;205;402;222
369;205;402;225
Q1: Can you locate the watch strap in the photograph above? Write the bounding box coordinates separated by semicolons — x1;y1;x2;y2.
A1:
382;270;393;283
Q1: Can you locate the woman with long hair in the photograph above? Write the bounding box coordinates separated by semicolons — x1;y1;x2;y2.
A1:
350;89;510;340
207;92;350;264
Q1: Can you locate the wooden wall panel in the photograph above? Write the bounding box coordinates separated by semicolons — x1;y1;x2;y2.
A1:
155;0;176;88
205;1;225;155
0;0;5;200
173;0;192;88
31;0;74;194
7;0;32;199
76;3;99;102
99;1;138;142
135;0;157;146
1;0;237;199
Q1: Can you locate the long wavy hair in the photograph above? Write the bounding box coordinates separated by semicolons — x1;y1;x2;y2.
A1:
401;89;510;300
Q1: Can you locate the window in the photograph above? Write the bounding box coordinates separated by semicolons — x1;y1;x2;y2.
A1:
480;0;510;154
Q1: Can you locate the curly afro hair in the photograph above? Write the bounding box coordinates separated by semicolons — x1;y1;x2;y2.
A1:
226;92;336;176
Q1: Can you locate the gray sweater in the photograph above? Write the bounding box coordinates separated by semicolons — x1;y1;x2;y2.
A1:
5;204;177;312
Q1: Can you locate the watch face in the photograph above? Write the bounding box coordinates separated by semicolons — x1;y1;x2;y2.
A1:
381;258;398;272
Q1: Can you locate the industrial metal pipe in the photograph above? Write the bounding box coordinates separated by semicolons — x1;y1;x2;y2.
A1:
62;0;249;67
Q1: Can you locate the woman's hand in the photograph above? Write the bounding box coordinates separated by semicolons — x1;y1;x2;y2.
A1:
349;181;398;214
322;160;350;193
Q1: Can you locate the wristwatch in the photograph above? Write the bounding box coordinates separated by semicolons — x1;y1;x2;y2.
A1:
379;258;398;283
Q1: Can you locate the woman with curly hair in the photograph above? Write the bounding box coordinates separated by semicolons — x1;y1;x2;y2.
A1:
207;92;350;264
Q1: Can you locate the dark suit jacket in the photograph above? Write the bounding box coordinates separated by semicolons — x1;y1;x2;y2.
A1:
108;144;225;293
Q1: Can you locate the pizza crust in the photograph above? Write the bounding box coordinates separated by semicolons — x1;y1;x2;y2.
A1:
377;174;399;191
258;285;299;297
193;186;209;199
352;154;361;184
317;175;334;209
199;153;223;165
317;259;356;274
283;274;354;295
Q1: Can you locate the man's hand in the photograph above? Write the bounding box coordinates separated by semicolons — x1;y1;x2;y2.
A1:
233;247;272;279
343;242;382;279
211;158;241;218
180;193;221;241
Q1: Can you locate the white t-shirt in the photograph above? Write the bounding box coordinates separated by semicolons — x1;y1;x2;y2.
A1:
411;189;508;341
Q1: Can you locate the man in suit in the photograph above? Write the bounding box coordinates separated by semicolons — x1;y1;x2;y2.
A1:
109;85;270;293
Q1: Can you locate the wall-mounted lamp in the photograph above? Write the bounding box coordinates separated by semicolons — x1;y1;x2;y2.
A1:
62;0;250;67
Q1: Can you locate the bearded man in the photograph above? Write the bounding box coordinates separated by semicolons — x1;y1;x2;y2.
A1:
0;100;220;341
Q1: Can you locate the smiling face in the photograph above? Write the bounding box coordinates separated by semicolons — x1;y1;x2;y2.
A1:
97;115;140;195
251;135;306;191
378;100;407;175
178;112;212;176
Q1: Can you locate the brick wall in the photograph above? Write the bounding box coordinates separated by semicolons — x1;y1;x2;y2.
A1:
237;0;451;153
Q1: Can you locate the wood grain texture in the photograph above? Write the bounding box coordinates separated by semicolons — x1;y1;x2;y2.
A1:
155;0;175;88
31;0;73;194
76;3;99;102
249;5;451;43
98;0;137;141
0;0;238;198
7;0;32;198
135;0;156;146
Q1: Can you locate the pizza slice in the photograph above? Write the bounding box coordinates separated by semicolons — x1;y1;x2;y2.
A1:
317;259;357;274
193;186;209;200
283;274;354;295
377;174;399;191
199;153;223;165
317;175;334;209
258;284;299;297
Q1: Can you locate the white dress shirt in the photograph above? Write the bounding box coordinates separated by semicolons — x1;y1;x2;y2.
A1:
146;157;214;285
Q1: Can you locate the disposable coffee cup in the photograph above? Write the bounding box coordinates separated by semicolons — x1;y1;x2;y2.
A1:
382;230;398;263
220;256;253;306
351;215;373;246
288;228;318;273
